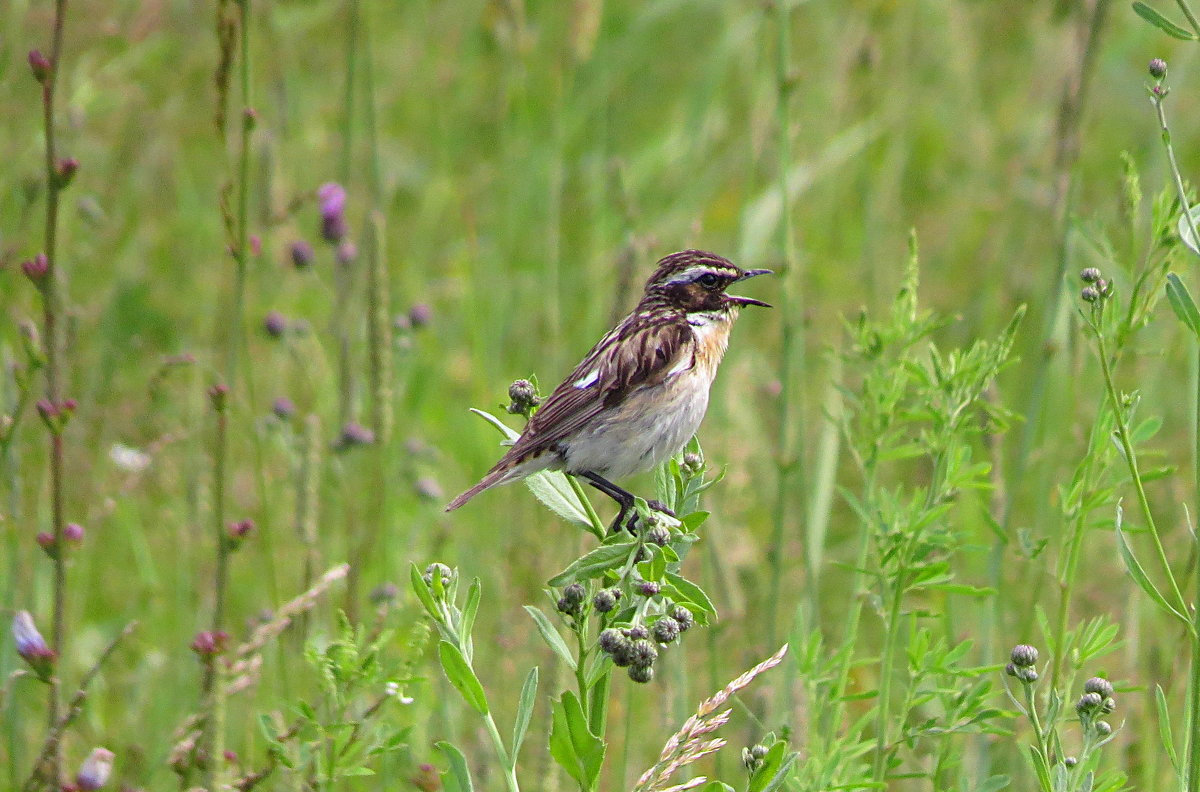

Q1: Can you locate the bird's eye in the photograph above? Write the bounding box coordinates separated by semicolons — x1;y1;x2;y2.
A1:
696;273;720;289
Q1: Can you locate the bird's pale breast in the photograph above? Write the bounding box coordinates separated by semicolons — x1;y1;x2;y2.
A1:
561;312;734;480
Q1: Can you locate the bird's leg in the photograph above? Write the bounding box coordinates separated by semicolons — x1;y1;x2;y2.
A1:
579;472;637;533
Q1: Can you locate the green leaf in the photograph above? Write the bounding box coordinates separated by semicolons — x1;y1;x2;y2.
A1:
1114;506;1191;630
468;408;593;527
1156;684;1179;770
461;578;482;642
410;563;440;620
512;666;539;765
523;606;578;670
1133;2;1200;39
549;691;605;791
438;641;490;715
1180;205;1200;256
664;571;718;620
976;775;1010;792
700;783;736;792
1166;273;1200;337
548;542;636;587
436;741;475;792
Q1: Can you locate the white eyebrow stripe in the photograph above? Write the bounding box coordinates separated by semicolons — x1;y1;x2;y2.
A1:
573;369;600;388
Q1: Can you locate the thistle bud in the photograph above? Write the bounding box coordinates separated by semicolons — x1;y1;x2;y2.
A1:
637;580;660;597
593;588;621;613
1083;677;1113;698
506;379;540;417
64;522;84;544
626;625;649;640
290;240;315;270
28;50;51;83
190;630;229;658
629;638;657;668
263;311;287;338
628;663;654;683
12;610;55;681
318;183;348;243
409;303;433;328
76;747;115;790
56;157;79;188
681;452;704;476
271;397;295;421
22;253;49;284
1081;286;1100;303
1095;720;1113;736
1080;267;1101;283
1149;58;1168;80
337;422;375;449
645;524;670;546
226;519;255;549
670;605;695;632
1076;691;1103;714
652;616;680;644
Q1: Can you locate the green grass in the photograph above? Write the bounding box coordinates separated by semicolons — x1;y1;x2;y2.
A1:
5;0;1200;789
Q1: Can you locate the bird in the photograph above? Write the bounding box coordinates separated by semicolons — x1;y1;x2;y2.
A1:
446;249;771;530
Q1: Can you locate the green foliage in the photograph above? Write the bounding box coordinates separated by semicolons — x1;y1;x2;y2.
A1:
257;612;411;788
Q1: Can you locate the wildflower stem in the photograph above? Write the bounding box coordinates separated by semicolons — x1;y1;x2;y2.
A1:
1094;320;1186;612
33;0;71;784
870;570;906;785
567;475;606;540
767;0;808;650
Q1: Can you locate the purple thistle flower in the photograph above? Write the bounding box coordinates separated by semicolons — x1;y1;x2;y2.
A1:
272;396;296;420
263;311;287;338
76;747;115;790
22;253;49;283
338;422;375;449
12;610;55;681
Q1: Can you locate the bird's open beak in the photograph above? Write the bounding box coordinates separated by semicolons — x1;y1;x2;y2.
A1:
726;268;773;308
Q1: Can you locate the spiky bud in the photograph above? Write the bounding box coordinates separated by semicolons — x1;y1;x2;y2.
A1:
626;625;649;640
1080;267;1101;283
1076;692;1103;714
1081;286;1100;303
22;254;49;284
628;663;654;683
593;588;621;613
645;524;670;546
506;379;541;417
1149;58;1168;80
1095;720;1112;736
1010;644;1038;667
671;605;695;632
637;580;660;597
1084;677;1113;698
652;616;680;644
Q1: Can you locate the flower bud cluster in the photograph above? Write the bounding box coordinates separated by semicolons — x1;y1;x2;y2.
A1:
742;744;769;773
1075;676;1116;737
556;582;587;618
596;604;694;684
506;379;541;418
1005;644;1039;684
1079;267;1113;304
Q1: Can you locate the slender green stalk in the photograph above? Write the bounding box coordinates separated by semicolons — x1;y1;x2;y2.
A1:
567;476;605;540
767;0;807;650
1174;0;1200;36
1148;57;1200;792
483;709;521;792
870;565;907;784
1094;320;1185;611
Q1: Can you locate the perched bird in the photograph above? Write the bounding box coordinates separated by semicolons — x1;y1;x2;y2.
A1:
446;249;771;529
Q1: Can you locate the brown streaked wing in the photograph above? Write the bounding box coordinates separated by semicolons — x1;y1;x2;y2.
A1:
501;313;693;464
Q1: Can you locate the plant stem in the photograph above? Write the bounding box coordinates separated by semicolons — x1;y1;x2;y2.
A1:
871;568;906;785
1095;324;1186;611
767;0;807;649
35;0;71;784
482;709;520;792
567;476;605;540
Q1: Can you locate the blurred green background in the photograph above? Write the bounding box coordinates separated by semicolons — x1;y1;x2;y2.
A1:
3;0;1200;788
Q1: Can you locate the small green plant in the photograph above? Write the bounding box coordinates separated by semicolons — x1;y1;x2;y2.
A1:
1004;643;1125;792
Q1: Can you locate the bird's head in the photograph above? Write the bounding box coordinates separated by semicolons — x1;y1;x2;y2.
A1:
644;250;772;315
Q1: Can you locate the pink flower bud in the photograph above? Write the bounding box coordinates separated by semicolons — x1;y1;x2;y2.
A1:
22;253;49;283
76;747;115;790
12;610;55;681
28;50;51;83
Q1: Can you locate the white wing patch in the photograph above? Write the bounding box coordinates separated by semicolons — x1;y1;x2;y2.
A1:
573;369;600;388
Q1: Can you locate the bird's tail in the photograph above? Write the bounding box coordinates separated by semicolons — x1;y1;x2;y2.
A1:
444;465;519;512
